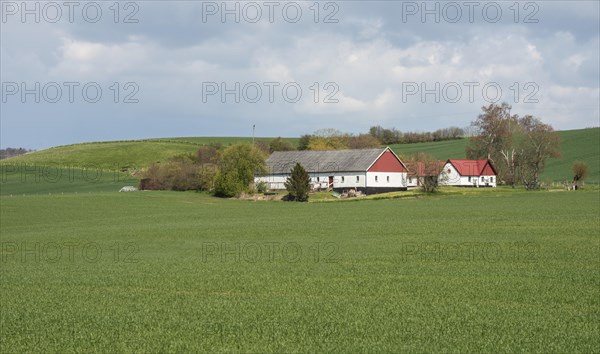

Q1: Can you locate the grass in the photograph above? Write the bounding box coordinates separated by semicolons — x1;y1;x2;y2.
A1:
1;189;598;352
541;128;600;183
0;166;137;196
1;137;298;171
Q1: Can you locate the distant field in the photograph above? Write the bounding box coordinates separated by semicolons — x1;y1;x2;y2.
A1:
1;128;597;184
0;137;298;170
1;189;598;352
390;139;469;160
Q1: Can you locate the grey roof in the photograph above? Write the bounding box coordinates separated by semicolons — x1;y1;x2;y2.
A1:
265;148;390;174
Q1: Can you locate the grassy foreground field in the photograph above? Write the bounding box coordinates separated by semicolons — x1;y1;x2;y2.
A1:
1;189;598;352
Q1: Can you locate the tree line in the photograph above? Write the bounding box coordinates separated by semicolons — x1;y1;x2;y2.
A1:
0;148;34;160
294;126;466;151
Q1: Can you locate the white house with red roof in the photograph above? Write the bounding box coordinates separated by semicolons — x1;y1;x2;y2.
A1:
255;147;408;194
439;159;497;187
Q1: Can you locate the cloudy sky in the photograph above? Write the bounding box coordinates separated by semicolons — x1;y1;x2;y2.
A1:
1;0;599;149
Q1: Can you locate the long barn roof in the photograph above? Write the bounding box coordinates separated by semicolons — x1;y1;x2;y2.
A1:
266;148;391;174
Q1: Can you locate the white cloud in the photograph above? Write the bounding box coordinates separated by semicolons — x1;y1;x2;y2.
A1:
1;1;598;148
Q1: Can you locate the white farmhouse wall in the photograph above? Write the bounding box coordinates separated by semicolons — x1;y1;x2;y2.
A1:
366;172;407;188
332;172;367;189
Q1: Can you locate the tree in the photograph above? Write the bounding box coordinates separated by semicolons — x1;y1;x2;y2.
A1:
214;144;267;197
516;115;561;189
298;134;312;150
213;169;244;197
197;146;219;165
347;134;381;149
466;103;560;187
269;137;295;152
466;102;517;185
407;152;446;193
254;140;271;156
307;129;349;150
572;161;588;190
284;163;311;202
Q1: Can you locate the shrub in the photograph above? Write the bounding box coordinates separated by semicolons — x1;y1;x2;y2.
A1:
256;181;268;193
213;144;267;197
284;163;311;202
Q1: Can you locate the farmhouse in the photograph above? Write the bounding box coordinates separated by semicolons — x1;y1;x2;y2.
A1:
439;159;497;187
255;147;408;194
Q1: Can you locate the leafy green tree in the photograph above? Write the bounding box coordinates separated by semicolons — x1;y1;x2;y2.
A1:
214;143;267;197
284;163;311;202
213;169;244;197
298;134;312;150
269;137;295;152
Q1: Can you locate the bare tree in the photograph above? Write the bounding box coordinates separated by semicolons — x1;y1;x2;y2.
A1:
516;115;561;189
572;161;589;190
408;152;447;193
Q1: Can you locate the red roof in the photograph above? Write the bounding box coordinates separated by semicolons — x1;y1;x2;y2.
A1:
406;161;445;177
446;159;497;176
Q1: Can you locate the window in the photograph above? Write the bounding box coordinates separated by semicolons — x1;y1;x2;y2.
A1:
491;177;494;183
375;176;378;182
317;177;320;182
356;176;359;183
409;177;413;183
468;176;471;182
341;176;345;183
481;176;484;182
387;176;390;183
447;169;451;174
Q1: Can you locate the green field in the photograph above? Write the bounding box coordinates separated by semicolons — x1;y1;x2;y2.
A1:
1;137;298;171
0;166;137;196
1;189;599;352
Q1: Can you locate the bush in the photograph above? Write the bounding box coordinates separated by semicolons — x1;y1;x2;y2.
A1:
213;144;267;197
256;181;268;193
139;154;216;191
214;169;244;197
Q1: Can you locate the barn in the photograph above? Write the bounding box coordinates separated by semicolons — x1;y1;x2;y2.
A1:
255;147;408;194
439;159;497;187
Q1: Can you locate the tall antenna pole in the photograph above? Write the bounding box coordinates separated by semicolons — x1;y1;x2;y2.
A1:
252;124;255;145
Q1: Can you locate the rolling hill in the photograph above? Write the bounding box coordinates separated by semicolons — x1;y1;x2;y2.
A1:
1;129;598;184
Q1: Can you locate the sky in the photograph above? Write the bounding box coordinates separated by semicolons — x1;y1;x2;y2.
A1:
1;0;599;149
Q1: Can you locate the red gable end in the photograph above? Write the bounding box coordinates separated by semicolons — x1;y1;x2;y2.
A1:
448;159;496;176
368;150;407;172
480;162;496;176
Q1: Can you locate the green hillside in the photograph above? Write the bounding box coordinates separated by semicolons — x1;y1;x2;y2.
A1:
1;137;298;170
1;129;597;185
390;139;469;160
541;128;599;183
